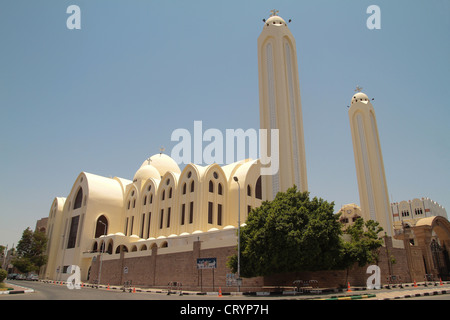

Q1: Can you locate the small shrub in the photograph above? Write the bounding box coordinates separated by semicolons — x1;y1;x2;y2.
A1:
0;269;7;283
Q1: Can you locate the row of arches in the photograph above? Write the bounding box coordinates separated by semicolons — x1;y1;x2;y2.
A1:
91;239;169;255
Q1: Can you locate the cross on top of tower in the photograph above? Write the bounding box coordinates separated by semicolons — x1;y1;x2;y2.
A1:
354;85;363;92
270;9;279;17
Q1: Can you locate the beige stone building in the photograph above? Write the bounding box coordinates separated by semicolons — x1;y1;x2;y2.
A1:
42;155;263;283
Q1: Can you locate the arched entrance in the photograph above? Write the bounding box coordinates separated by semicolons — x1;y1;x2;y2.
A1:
414;216;450;280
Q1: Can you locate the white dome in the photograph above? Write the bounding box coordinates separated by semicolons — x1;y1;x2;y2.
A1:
133;164;160;182
351;92;370;105
140;154;181;176
265;15;286;26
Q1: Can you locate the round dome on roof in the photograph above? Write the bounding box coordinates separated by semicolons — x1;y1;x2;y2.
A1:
133;164;160;182
351;92;370;105
140;154;181;176
265;15;286;26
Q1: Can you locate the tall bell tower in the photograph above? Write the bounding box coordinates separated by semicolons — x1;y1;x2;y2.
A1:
258;10;308;200
348;87;393;236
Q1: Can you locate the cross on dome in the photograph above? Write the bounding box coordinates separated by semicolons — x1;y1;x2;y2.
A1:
354;86;363;92
270;9;279;17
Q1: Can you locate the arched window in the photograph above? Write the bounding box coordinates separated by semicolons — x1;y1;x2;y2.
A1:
73;188;83;209
218;183;223;195
162;190;165;201
247;185;252;196
255;176;262;200
190;181;195;193
107;241;113;254
182;183;187;195
209;180;214;193
169;187;172;199
94;215;108;238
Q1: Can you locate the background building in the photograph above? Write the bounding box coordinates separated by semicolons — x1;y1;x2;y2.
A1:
392;197;447;228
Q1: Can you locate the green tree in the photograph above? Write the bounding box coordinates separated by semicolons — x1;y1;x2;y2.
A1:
12;228;48;274
340;217;384;283
227;186;344;277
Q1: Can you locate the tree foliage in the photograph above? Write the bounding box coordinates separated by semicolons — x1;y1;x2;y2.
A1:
227;187;344;277
341;217;384;268
12;227;48;274
227;187;387;278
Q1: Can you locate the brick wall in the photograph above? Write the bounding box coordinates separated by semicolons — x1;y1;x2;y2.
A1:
89;237;426;291
89;241;264;292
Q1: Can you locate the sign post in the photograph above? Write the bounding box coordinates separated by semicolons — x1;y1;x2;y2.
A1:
197;258;217;292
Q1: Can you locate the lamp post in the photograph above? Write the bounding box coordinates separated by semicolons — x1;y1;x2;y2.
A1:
233;176;242;292
97;220;107;287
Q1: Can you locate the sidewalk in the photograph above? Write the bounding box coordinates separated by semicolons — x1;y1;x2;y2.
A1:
0;282;35;295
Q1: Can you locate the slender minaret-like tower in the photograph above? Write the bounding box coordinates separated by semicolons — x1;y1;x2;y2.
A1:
258;10;308;201
348;87;393;236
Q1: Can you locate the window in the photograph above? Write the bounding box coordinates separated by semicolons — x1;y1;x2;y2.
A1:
143;196;147;206
209;180;214;193
160;209;164;229
146;212;151;239
247;205;252;214
181;204;186;225
67;216;80;249
130;216;134;235
94;215;108;238
218;183;223;195
255;176;262;200
124;217;129;236
208;202;213;224
140;214;145;238
167;207;171;228
73;188;83;209
182;183;186;195
189;201;194;224
190;181;195;193
162;190;165;201
169;187;172;199
217;204;222;226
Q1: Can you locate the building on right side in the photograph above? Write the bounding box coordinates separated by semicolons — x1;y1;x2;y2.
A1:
392;197;448;227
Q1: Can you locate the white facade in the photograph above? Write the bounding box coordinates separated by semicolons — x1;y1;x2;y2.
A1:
392;197;448;226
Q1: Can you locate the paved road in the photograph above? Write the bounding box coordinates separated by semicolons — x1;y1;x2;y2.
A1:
3;280;450;301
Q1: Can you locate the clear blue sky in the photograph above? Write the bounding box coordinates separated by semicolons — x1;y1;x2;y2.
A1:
1;0;449;248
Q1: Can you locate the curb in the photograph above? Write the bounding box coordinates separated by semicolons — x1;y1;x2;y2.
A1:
380;289;450;300
1;282;35;295
320;294;377;300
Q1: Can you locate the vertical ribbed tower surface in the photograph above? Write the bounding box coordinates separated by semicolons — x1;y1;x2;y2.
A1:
348;87;393;236
258;10;308;201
